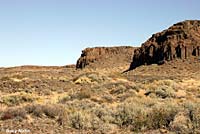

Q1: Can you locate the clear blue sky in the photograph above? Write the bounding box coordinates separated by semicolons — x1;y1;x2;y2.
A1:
0;0;199;67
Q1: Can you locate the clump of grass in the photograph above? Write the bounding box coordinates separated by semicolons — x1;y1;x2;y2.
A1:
11;74;25;79
58;95;71;104
25;104;44;117
113;99;180;132
93;105;114;123
186;103;200;132
169;111;193;134
144;80;177;99
58;76;68;82
1;108;26;121
73;72;109;84
0;76;10;81
69;89;92;100
2;93;36;106
68;110;100;130
147;103;179;129
154;85;176;98
110;84;127;95
42;105;65;118
101;94;114;103
114;101;147;129
25;104;66;119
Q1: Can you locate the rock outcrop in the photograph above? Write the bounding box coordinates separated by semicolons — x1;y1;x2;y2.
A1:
76;46;136;69
129;20;200;70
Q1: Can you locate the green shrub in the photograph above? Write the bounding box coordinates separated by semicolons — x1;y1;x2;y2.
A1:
155;85;175;98
69;111;100;130
114;100;180;132
25;104;44;117
93;106;114;123
147;104;179;129
25;104;65;118
42;105;64;118
187;104;200;132
69;89;92;100
115;103;146;130
2;94;35;106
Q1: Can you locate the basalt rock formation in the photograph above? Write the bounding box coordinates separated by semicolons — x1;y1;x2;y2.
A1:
129;20;200;70
76;46;136;69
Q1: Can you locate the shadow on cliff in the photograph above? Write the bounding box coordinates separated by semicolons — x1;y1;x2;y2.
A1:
123;20;200;73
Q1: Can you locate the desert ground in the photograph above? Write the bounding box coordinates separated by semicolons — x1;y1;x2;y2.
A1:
0;59;200;134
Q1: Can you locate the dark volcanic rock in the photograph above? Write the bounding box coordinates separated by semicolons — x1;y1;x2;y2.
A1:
76;46;136;69
129;20;200;70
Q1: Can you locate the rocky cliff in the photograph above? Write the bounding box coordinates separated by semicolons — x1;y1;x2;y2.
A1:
129;20;200;70
76;46;136;69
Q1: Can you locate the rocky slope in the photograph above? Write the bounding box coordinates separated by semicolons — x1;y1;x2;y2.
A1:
129;20;200;70
76;46;136;69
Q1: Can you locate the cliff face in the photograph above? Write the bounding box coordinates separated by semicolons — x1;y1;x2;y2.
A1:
129;20;200;70
76;46;136;69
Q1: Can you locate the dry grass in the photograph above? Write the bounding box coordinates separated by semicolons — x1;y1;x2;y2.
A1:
1;93;37;106
0;64;200;133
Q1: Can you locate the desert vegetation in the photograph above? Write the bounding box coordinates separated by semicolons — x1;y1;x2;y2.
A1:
0;62;200;133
